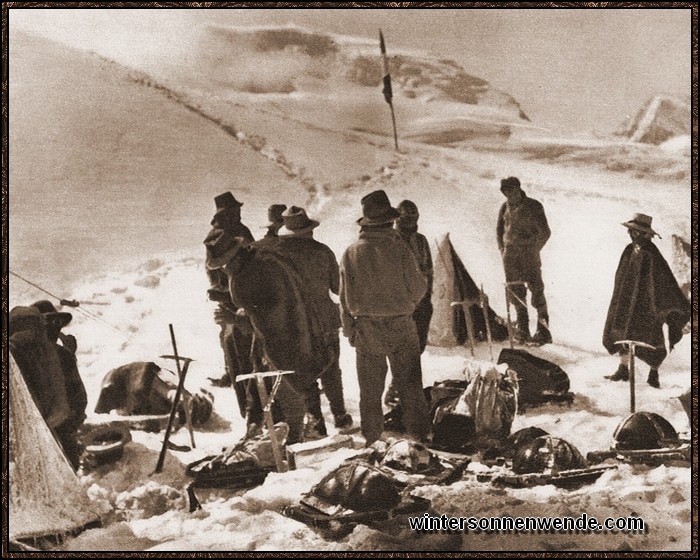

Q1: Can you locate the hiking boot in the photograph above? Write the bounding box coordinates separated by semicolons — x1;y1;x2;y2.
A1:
384;384;400;408
605;364;629;382
647;369;660;388
334;413;354;431
304;415;328;441
531;325;552;345
208;375;232;388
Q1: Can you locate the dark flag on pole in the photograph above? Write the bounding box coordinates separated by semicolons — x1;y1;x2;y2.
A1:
379;29;399;151
380;30;393;104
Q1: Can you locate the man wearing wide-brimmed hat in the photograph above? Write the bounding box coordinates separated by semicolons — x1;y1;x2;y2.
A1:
203;192;256;405
340;190;431;446
9;304;83;469
274;206;353;438
603;213;689;388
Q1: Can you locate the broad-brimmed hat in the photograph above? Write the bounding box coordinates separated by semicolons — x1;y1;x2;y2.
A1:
357;190;400;226
214;192;243;217
622;213;659;237
278;206;320;236
31;300;73;327
262;204;288;228
500;176;521;193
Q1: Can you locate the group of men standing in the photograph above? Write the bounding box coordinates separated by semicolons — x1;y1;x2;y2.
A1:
205;177;689;447
204;189;437;445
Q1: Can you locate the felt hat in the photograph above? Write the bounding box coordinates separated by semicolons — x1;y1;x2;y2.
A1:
278;206;320;236
621;213;659;237
31;300;73;327
214;192;243;217
357;190;400;226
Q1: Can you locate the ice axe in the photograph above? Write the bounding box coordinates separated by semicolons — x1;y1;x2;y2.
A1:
480;284;495;362
236;370;294;473
504;281;527;349
451;299;479;357
154;325;193;474
614;340;657;413
160;353;196;449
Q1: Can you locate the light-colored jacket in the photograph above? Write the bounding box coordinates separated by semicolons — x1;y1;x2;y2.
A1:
340;228;427;333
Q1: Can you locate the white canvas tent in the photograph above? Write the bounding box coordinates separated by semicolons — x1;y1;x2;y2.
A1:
429;233;508;347
8;353;99;543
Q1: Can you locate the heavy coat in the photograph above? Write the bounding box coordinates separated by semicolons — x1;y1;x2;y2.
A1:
270;236;342;334
603;239;690;367
497;193;551;252
207;232;334;393
397;226;434;352
9;306;71;430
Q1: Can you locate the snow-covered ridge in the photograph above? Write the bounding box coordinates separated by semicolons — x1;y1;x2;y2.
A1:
192;24;529;119
616;94;690;145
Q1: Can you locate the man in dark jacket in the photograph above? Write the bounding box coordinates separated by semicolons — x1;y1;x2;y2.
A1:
9;306;80;467
340;190;431;446
204;193;257;412
31;300;88;468
497;177;552;345
275;206;353;438
603;213;689;388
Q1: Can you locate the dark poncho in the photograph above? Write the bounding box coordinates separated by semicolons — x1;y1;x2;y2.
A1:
603;240;689;367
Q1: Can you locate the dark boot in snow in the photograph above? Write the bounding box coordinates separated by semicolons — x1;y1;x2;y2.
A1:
334;413;354;431
647;369;660;388
531;314;552;345
304;414;328;441
208;375;232;388
605;364;629;382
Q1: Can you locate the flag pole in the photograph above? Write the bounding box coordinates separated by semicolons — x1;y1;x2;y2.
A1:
380;29;399;152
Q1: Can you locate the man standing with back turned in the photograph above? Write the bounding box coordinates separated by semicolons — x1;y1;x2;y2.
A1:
497;176;552;345
340;190;431;446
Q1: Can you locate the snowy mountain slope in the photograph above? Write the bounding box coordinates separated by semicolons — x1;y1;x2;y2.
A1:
7;27;693;553
142;24;533;144
616;94;691;144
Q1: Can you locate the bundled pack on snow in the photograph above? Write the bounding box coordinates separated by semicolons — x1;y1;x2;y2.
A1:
479;434;616;489
512;436;588;474
284;458;431;539
428;361;518;453
587;411;690;467
186;423;289;491
283;437;467;539
497;348;574;408
94;361;213;430
385;362;518;454
503;426;550;458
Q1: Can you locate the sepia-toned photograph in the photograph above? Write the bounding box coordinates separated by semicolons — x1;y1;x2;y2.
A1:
5;4;695;554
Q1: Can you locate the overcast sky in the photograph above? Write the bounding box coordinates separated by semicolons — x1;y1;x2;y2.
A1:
9;7;692;133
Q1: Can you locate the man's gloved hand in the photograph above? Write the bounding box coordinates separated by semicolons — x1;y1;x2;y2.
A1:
214;305;237;325
341;312;356;347
59;333;78;354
